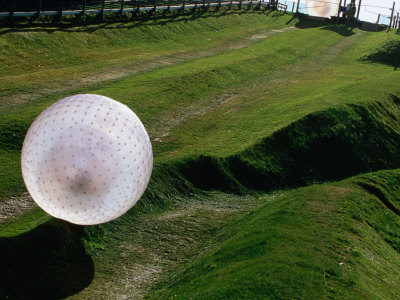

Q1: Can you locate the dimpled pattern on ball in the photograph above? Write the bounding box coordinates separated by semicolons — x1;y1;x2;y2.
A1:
21;94;153;225
306;0;339;18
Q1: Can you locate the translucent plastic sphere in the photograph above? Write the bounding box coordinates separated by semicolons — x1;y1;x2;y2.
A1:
21;94;153;225
306;0;339;18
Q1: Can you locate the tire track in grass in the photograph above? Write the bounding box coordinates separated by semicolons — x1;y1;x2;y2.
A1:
0;26;297;222
0;26;296;111
68;192;270;300
0;27;361;223
149;28;364;149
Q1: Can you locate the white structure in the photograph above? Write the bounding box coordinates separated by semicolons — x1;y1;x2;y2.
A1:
21;94;153;225
306;0;340;18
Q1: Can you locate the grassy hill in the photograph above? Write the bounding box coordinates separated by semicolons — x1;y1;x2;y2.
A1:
1;8;400;299
149;169;400;299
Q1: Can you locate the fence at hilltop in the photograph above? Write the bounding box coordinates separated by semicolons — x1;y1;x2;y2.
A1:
0;0;399;33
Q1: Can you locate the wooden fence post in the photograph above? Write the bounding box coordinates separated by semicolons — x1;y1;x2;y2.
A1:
10;0;15;20
388;1;395;31
38;0;43;17
397;13;400;34
247;0;252;11
120;0;125;15
337;0;342;24
136;0;141;14
291;2;294;12
59;0;64;18
82;0;86;16
356;0;361;20
296;0;300;13
397;12;400;31
342;0;347;21
153;0;157;12
256;0;261;10
101;0;105;19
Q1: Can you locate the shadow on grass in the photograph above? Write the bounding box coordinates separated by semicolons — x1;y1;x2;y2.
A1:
290;13;356;37
179;96;400;194
0;6;358;36
0;219;94;299
360;40;400;70
0;6;278;35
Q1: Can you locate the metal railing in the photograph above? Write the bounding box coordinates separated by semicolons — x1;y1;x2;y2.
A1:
0;0;273;18
1;0;398;34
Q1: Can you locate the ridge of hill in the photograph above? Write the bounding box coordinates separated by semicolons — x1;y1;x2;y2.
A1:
3;96;400;298
149;168;400;299
179;95;400;192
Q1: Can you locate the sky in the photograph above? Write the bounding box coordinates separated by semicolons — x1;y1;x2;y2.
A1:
289;0;399;24
356;0;398;23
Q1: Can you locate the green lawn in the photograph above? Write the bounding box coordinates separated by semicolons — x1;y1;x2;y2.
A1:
149;170;400;299
2;14;400;200
0;11;297;200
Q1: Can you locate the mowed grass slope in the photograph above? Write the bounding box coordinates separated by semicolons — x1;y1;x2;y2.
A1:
1;10;400;299
150;169;400;299
0;10;295;107
2;14;400;201
0;10;297;201
71;96;400;299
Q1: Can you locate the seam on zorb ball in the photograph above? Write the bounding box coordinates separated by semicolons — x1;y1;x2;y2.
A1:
21;94;153;225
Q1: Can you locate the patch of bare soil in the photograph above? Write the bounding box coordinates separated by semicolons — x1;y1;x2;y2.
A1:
0;26;296;111
0;192;36;223
150;29;363;144
0;26;296;221
69;193;264;299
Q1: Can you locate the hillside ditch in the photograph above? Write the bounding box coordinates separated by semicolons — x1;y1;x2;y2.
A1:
3;95;400;298
178;95;400;193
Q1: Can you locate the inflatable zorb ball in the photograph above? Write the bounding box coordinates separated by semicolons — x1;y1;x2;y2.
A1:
306;0;339;18
21;94;153;225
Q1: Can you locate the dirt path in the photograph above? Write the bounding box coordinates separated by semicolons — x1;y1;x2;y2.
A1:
149;28;364;144
0;192;36;224
0;25;296;222
0;26;296;111
68;192;268;299
1;25;366;300
0;26;362;224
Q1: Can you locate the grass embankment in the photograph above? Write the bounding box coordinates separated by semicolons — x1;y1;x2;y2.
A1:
180;96;400;192
75;26;400;299
0;10;294;107
150;169;400;299
1;11;400;299
71;96;400;299
2;14;400;202
6;98;400;298
360;39;400;69
0;10;297;201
